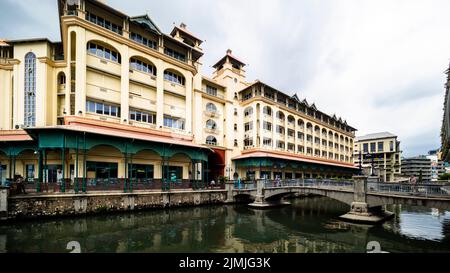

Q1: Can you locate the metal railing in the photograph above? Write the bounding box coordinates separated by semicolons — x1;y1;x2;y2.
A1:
367;182;450;198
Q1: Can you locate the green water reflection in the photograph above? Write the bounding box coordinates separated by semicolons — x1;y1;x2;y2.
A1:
0;197;449;253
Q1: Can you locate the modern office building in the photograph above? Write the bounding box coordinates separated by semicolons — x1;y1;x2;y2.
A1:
401;156;432;182
353;132;401;182
426;149;445;181
0;0;357;190
441;62;450;162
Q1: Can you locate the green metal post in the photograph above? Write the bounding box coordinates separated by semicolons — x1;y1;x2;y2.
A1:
75;135;79;194
82;133;86;193
61;134;66;193
37;149;42;193
43;148;47;192
129;152;133;192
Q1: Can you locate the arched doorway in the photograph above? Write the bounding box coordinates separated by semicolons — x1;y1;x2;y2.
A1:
207;148;225;183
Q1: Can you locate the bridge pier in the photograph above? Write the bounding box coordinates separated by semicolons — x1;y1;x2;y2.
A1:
340;176;394;224
225;182;235;203
248;180;290;208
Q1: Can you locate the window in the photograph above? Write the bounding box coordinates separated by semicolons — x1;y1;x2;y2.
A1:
288;129;295;137
234;124;237;131
306;147;312;155
129;109;156;124
128;164;154;180
205;85;217;96
288;143;295;151
378;142;384;152
297;145;304;153
87;42;121;63
24;52;36;127
86;12;123;35
263;138;272;147
244;138;253;147
234;108;238;116
306;135;313;142
370;142;376;152
277;141;285;149
164;70;185;85
276;125;285;135
314;137;320;144
244;122;253;132
322;151;327;157
162;166;183;181
390;141;394;151
164;115;185;130
129;32;157;49
263;106;272;116
164;47;186;62
206;119;217;130
206;136;217;145
297;132;304;139
206;102;217;113
244;107;253;117
130;58;156;76
276;111;285;121
26;164;35;180
86;100;120;118
234;139;238;147
363;143;369;153
263;121;272;131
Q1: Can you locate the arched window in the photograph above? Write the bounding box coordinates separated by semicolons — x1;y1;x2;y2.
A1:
24;52;36;127
206;119;217;130
244;106;253;117
297;119;304;128
87;41;121;63
130;57;156;76
263;106;272;116
287;115;295;124
206;102;217;113
206;136;217;146
276;111;285;121
164;69;185;85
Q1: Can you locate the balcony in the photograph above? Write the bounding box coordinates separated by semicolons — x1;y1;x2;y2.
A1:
202;88;225;99
204;127;220;134
129;69;157;87
87;54;121;76
164;80;186;96
86;83;121;103
204;110;221;118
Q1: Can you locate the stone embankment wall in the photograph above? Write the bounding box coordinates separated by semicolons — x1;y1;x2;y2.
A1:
6;190;227;220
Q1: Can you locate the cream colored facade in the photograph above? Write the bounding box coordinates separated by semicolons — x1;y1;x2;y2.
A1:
0;0;357;185
353;132;402;182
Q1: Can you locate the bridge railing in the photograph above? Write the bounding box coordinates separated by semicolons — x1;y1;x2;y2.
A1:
367;182;450;198
257;178;354;190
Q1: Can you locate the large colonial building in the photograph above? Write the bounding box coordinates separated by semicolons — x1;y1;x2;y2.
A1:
441;62;450;162
353;132;401;182
0;0;357;191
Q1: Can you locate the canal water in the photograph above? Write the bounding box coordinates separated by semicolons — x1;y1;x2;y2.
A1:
0;197;449;253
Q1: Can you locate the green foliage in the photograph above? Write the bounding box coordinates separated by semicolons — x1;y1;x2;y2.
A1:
439;173;450;180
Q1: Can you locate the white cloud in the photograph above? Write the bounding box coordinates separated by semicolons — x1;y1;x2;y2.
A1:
1;0;449;157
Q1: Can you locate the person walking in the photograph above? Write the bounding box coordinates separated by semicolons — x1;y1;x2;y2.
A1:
16;174;26;194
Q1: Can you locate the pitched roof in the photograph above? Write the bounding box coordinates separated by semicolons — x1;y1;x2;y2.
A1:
170;24;203;45
213;49;246;69
356;132;397;141
130;14;161;34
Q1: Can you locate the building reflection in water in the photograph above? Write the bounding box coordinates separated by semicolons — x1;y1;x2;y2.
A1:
0;197;449;253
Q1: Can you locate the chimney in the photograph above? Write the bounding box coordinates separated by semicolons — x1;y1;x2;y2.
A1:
226;49;232;55
180;22;187;29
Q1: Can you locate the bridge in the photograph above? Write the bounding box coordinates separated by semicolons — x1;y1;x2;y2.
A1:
224;176;450;223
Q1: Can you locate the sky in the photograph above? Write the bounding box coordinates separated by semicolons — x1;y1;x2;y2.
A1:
0;0;449;157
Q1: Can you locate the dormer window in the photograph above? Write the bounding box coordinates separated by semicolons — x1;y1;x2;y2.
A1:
86;12;122;35
130;32;157;50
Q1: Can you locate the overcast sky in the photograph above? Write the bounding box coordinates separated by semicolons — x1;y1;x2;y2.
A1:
1;0;449;157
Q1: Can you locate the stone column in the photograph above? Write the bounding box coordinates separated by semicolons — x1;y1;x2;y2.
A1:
120;45;129;124
225;182;234;203
339;175;393;223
